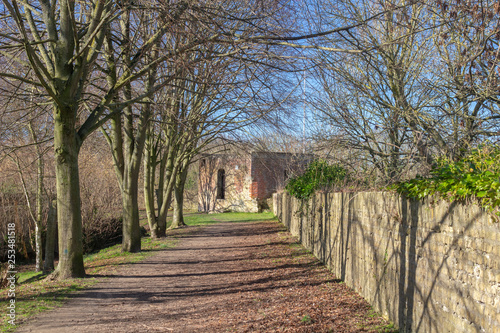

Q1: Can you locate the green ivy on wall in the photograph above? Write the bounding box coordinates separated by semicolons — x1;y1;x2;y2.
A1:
392;146;500;214
285;159;348;200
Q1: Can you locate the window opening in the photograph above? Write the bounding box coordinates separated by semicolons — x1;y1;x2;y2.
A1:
217;169;225;199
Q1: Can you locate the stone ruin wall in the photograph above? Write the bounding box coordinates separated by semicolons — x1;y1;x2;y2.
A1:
273;191;500;333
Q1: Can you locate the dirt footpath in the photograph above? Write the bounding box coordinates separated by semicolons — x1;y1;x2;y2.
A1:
17;221;393;333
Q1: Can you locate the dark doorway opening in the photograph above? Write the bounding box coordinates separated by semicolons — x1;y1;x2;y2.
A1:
217;169;225;199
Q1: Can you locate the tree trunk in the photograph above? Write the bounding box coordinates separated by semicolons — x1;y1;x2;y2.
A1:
157;153;177;235
171;188;186;228
35;141;44;272
171;164;188;229
156;188;172;237
53;107;85;279
44;199;57;273
35;221;43;272
156;151;167;218
121;172;142;252
143;139;160;238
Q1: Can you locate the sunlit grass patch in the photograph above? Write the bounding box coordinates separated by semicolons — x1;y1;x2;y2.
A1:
183;211;275;226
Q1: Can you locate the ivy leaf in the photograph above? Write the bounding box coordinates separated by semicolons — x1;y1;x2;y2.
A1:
476;191;488;198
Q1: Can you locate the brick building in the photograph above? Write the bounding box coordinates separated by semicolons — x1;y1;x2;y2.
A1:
198;152;312;213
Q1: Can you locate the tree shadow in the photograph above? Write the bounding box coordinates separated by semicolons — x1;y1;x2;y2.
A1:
277;192;496;332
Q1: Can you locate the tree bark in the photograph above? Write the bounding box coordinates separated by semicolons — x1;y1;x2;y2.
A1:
144;133;161;238
34;200;43;272
171;162;188;229
34;124;44;272
157;153;178;235
157;153;166;218
121;172;142;252
43;199;57;273
53;106;85;279
171;189;186;228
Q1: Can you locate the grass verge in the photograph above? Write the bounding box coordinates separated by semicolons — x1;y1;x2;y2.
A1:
182;211;275;226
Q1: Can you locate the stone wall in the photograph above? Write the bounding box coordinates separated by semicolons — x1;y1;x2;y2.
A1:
273;191;500;333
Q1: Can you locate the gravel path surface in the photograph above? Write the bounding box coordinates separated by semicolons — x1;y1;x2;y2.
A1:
17;221;394;333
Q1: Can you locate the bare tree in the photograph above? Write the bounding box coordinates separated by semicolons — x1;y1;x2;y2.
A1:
430;0;500;155
140;0;297;233
309;0;500;182
0;0;157;278
310;0;434;181
100;2;167;252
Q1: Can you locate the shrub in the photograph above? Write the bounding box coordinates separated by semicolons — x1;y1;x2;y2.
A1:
285;159;348;200
82;218;123;254
392;146;500;213
0;192;35;261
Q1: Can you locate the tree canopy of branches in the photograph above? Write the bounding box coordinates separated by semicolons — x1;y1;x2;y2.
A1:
309;0;500;183
0;0;307;279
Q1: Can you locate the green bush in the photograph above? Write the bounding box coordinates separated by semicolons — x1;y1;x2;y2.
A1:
285;159;348;200
392;146;500;213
